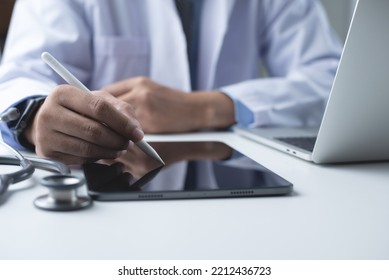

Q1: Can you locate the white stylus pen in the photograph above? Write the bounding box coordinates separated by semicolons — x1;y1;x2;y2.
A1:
41;51;164;165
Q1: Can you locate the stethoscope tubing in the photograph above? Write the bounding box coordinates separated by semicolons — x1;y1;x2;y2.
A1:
0;155;71;196
0;155;71;175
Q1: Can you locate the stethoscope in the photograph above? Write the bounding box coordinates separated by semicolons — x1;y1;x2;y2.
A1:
0;107;92;211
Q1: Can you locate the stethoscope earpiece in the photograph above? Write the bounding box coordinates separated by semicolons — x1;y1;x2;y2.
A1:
34;174;92;211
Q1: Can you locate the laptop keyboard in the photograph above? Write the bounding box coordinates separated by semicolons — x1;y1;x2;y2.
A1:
275;137;317;152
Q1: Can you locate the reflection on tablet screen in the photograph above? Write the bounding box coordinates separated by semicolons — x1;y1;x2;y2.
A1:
83;141;293;201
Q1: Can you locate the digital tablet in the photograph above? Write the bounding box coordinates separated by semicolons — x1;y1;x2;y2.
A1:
83;141;293;201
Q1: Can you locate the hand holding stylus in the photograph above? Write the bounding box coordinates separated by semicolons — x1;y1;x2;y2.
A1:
41;52;164;165
23;52;163;165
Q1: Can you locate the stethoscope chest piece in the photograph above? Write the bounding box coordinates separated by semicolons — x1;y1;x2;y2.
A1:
34;174;92;211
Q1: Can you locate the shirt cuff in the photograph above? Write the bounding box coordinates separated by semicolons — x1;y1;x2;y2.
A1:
1;122;24;150
219;87;254;127
1;95;46;151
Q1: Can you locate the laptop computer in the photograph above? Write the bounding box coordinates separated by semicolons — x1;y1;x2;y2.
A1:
234;0;389;164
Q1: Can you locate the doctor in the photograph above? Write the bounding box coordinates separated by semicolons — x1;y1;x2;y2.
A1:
0;0;342;164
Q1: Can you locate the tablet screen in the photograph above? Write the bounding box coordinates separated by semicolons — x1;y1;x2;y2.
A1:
83;141;293;201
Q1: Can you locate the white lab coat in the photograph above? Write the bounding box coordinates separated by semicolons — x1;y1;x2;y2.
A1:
0;0;342;128
0;0;342;189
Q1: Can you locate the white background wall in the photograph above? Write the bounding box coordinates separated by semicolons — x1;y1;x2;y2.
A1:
320;0;358;42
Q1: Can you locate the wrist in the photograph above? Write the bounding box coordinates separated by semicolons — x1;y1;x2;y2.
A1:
189;91;235;130
23;117;36;148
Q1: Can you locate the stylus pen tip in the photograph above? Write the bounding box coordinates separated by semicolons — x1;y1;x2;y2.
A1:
136;139;165;165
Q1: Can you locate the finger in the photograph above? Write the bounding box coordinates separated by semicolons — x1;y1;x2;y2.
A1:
53;106;129;151
54;85;144;142
102;76;148;97
102;79;133;97
56;132;123;159
36;130;123;162
94;91;138;121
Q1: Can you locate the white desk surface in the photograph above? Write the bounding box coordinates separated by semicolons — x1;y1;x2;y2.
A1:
1;132;388;260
